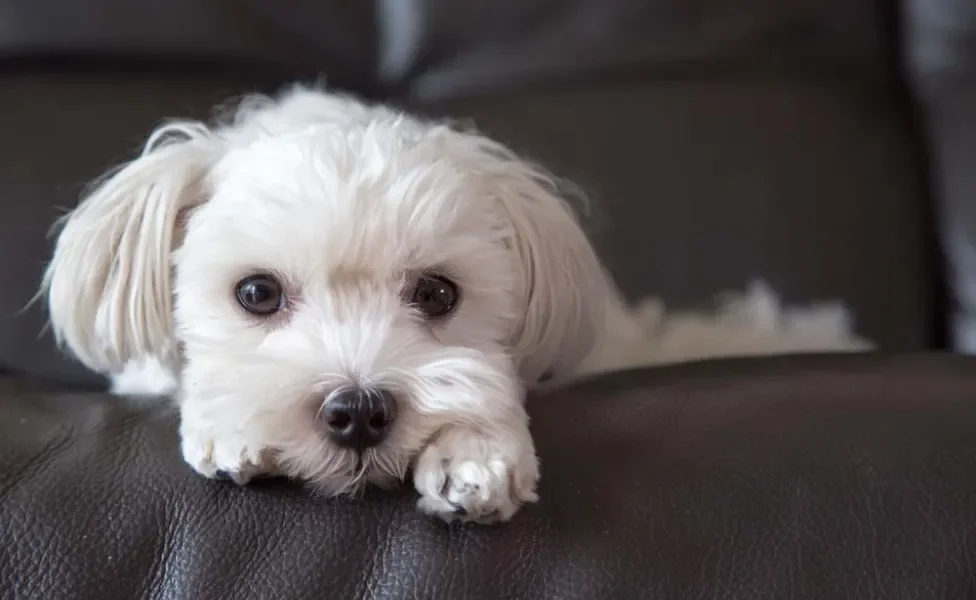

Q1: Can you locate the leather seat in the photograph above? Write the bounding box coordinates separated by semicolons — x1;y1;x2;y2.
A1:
3;354;976;599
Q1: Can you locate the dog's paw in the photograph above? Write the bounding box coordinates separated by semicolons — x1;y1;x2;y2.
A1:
413;424;539;524
179;422;278;485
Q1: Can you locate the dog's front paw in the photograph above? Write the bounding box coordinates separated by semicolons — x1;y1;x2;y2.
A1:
180;421;279;485
413;424;540;524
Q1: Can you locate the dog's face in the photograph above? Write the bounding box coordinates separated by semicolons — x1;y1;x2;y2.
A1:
42;89;607;494
174;124;532;492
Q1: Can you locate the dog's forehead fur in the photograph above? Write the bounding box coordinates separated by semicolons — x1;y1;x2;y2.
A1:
185;122;510;282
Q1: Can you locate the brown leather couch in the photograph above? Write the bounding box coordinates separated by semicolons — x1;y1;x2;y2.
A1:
3;0;976;598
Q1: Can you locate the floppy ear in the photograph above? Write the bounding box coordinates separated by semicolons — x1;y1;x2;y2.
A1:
461;135;612;386
41;121;223;376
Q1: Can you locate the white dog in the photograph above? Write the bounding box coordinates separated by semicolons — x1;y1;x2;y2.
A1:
40;85;871;524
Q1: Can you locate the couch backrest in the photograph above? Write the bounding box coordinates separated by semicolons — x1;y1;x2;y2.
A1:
0;0;904;101
378;0;902;101
0;0;944;385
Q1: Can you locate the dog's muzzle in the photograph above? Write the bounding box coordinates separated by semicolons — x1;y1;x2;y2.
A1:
318;387;398;452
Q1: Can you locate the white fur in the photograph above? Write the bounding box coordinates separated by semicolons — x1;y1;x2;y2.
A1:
40;85;871;524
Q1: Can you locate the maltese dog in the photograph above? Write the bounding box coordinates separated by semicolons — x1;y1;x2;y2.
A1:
39;85;871;524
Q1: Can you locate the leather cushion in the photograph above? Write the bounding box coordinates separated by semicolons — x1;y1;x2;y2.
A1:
415;76;935;350
2;353;976;599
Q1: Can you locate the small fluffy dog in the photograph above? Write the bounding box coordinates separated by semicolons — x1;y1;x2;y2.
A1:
40;86;871;524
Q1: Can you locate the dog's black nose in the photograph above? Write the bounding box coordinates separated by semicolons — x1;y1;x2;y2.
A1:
319;387;397;451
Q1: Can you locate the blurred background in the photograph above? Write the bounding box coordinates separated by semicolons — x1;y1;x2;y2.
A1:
0;0;971;387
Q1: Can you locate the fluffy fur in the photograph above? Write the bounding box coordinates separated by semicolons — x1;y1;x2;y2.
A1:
40;86;871;524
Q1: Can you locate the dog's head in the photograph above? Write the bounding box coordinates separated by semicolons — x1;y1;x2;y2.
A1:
42;88;608;492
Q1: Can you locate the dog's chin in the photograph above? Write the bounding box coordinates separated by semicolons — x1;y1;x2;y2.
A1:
277;439;416;497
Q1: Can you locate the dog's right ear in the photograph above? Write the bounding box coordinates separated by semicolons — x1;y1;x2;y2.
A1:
41;121;224;376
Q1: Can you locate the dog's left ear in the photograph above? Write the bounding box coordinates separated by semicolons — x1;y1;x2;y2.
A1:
459;134;611;386
41;121;224;376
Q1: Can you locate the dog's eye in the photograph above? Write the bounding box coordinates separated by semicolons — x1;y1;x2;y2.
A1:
236;275;284;315
411;274;459;318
